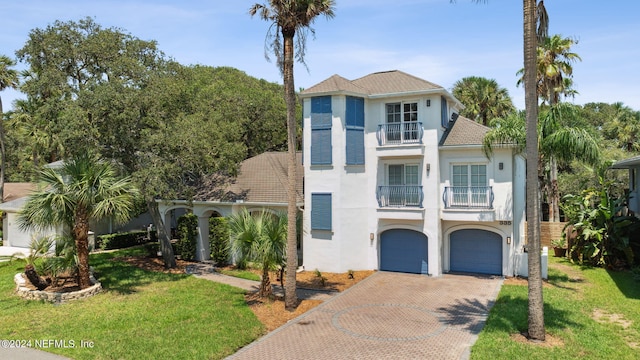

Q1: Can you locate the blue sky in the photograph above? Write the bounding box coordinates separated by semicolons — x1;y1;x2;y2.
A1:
2;0;639;111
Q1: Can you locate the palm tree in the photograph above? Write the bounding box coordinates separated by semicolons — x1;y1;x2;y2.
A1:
0;55;19;203
516;34;581;222
250;0;335;311
228;209;287;298
18;153;138;289
452;76;515;126
524;0;547;342
536;35;581;105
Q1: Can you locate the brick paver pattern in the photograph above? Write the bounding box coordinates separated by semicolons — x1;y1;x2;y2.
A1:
227;271;503;360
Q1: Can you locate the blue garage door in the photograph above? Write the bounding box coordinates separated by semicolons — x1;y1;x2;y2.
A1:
380;229;428;274
450;229;502;275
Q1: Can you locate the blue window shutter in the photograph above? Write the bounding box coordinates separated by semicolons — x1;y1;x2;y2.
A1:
311;128;332;165
345;96;365;165
311;96;332;165
311;193;332;230
441;96;449;128
346;128;364;165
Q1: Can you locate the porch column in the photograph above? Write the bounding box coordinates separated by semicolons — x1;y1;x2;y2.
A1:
195;215;211;262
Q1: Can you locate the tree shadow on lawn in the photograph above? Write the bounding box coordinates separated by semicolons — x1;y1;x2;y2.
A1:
605;269;640;300
437;295;581;335
90;253;189;295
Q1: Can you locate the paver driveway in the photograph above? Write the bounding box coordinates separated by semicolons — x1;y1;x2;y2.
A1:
228;271;503;360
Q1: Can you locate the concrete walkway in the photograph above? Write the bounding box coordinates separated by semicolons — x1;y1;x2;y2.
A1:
227;271;503;360
185;263;336;301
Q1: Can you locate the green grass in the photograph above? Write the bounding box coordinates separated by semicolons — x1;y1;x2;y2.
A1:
218;268;261;281
472;257;640;359
0;247;264;359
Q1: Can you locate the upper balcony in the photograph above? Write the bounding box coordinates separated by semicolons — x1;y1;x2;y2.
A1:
377;122;423;146
376;122;425;157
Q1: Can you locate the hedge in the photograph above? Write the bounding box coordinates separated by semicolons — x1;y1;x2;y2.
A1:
96;230;156;250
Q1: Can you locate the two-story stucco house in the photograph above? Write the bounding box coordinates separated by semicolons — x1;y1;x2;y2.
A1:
299;70;532;277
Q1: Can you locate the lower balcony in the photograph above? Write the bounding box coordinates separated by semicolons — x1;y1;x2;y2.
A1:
443;186;494;209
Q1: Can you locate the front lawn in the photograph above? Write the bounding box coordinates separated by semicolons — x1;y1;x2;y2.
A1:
0;247;264;360
472;257;640;359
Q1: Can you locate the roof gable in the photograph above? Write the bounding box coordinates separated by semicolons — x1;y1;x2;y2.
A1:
301;74;368;95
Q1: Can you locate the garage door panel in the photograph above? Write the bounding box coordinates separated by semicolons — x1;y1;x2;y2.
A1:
450;229;502;275
380;229;428;274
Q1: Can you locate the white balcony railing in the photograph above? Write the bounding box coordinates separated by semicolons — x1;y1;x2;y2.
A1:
443;186;494;209
377;122;423;146
377;185;423;208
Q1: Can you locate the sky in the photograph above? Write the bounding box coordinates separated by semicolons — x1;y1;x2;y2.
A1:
1;0;639;111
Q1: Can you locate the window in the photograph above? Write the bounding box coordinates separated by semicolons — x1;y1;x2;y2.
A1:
441;96;449;128
384;102;419;143
346;96;365;165
311;96;332;165
311;193;332;230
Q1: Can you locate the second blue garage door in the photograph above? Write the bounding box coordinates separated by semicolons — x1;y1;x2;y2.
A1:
380;229;428;274
450;229;502;275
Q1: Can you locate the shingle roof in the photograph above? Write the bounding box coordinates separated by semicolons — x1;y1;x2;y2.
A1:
3;183;36;203
194;152;303;204
352;70;443;95
440;116;490;146
301;74;368;95
301;70;445;96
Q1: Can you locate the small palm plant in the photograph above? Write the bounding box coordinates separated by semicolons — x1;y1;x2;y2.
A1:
18;153;138;289
228;209;287;298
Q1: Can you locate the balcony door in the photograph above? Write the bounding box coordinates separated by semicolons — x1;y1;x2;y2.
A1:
385;102;418;143
452;164;487;206
388;164;420;206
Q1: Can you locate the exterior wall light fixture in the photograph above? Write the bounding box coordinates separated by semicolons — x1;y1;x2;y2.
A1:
506;236;511;245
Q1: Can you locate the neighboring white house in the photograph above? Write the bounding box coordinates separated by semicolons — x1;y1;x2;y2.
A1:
0;183;58;249
610;155;640;217
298;70;540;277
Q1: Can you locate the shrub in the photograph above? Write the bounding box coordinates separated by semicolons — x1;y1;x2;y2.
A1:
176;213;198;261
97;230;154;250
209;217;230;266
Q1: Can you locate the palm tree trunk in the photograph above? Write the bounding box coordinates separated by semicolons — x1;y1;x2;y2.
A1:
259;266;273;298
74;206;92;289
147;198;176;269
282;28;299;311
550;156;560;222
0;96;5;203
524;0;546;342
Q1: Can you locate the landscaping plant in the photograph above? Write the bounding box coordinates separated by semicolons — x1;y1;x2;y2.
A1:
176;213;198;261
228;209;286;298
209;216;230;266
561;177;640;268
